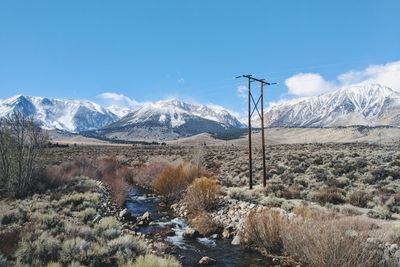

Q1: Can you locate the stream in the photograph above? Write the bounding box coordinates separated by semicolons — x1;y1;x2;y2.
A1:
126;187;270;267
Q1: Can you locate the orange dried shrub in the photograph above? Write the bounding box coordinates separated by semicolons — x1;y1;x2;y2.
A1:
185;177;222;212
153;162;209;203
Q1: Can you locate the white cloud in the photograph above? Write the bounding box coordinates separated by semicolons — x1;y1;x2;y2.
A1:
237;85;247;99
270;60;400;109
283;60;400;99
98;92;140;107
285;73;336;97
338;61;400;91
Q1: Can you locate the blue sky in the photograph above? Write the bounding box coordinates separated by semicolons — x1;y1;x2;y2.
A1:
1;0;400;114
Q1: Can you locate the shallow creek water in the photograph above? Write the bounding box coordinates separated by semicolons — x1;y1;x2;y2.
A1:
126;187;270;267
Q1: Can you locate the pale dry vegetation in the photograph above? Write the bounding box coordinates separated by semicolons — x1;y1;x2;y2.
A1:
240;208;392;267
153;162;209;203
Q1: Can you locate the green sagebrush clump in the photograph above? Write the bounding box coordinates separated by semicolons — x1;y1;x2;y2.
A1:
122;254;181;267
0;176;148;267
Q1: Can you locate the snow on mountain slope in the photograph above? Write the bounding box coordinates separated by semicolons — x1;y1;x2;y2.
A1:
99;98;245;140
0;95;118;132
265;84;400;127
113;98;244;129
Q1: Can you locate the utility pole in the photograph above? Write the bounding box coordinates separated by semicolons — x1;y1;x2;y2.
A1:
236;74;277;189
247;76;253;189
260;80;267;188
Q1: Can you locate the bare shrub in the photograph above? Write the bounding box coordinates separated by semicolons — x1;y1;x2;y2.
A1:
189;211;222;236
0;112;48;198
282;216;381;267
280;185;301;199
154;162;209;203
185;177;222;212
240;209;285;255
0;227;20;258
45;158;129;207
102;164;130;207
130;162;169;188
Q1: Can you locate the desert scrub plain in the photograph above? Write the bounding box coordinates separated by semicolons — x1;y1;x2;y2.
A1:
32;141;400;266
42;142;400;219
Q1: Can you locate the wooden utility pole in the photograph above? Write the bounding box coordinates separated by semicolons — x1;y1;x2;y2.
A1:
247;75;253;189
236;74;277;189
260;81;267;187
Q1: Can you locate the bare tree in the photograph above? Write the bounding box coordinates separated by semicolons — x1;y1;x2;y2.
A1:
0;112;48;197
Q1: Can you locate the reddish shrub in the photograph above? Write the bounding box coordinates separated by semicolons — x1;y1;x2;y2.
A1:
130;162;170;187
45;157;129;207
0;227;20;257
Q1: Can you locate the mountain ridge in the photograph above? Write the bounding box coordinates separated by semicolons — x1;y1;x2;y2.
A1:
265;84;400;127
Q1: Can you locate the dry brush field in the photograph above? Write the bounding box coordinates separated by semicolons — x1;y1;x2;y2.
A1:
43;142;400;220
2;141;399;266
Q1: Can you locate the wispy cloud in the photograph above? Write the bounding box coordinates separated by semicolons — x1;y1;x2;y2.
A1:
237;85;247;99
177;77;185;84
97;92;142;116
98;92;140;107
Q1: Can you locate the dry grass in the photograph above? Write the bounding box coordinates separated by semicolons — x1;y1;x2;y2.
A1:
282;216;381;267
240;208;383;267
185;177;222;212
153;162;209;203
240;209;285;255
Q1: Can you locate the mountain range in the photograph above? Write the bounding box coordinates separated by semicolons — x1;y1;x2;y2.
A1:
1;84;399;140
0;95;244;139
265;84;400;127
0;95;117;132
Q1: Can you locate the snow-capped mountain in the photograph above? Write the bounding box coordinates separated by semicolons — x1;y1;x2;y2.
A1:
98;98;245;140
265;84;400;127
0;95;118;132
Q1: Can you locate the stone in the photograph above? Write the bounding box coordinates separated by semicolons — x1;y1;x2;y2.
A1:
119;208;128;218
210;234;219;239
142;211;150;220
119;208;135;221
137;211;151;226
222;229;232;239
183;228;201;239
239;202;248;210
231;235;241;245
92;214;101;223
199;256;217;265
